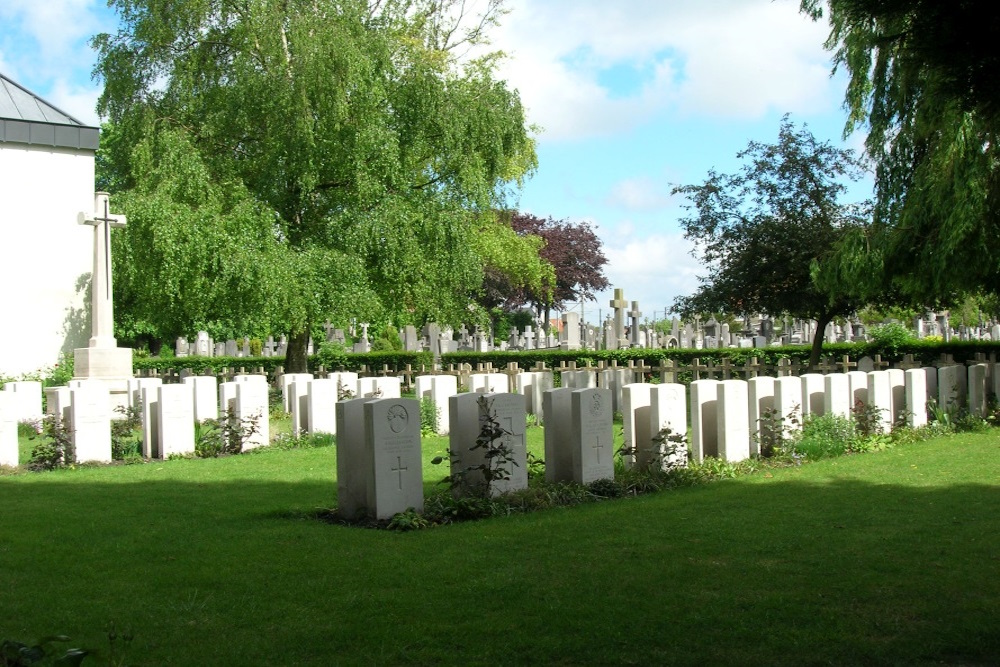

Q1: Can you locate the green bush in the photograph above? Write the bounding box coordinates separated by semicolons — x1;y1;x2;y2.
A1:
793;413;855;460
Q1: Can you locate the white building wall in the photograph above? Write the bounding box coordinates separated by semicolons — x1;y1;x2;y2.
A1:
0;143;94;376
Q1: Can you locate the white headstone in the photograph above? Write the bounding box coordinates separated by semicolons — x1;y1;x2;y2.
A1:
0;392;18;467
2;381;43;427
70;383;112;463
183;376;218;423
747;376;775;457
235;380;269;450
905;369;928;428
967;363;989;417
824;373;852;419
428;375;458;435
280;373;313;412
141;385;160;458
335;397;377;520
717;379;750;462
886;368;906;425
218;381;238;417
306;378;337;435
357;376;401;399
570;388;614;483
289;379;312;436
937;365;967;414
157;384;195;457
364;398;423;520
621;382;653;469
847;371;869;410
800;373;825;418
448;393;527;496
866;371;893;433
772;376;803;434
469;373;508;394
648;383;687;469
689;379;720;462
542;388;574;483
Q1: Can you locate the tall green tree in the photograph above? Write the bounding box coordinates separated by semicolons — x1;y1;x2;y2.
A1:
672;117;871;366
93;0;536;369
801;0;1000;303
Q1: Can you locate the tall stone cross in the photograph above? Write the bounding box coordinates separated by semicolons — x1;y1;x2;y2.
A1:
610;288;628;348
78;192;126;349
629;301;643;347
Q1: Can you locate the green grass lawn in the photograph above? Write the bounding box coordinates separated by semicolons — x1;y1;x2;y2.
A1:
3;426;999;665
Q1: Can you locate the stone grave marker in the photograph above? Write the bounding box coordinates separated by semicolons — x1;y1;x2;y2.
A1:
141;385;161;458
800;373;826;418
449;393;527;496
542;388;574;483
905;369;928;428
570;388;614;483
289;378;312;436
717;379;750;462
747;376;775;456
2;381;43;427
886;368;906;424
364;398;423;520
967;363;989;417
235;380;269;450
306;378;337;434
469;372;508;394
357;376;401;399
183;375;218;423
158;384;195;457
866;371;893;432
824;373;851;419
621;382;653;469
647;383;687;469
336;397;377;520
280;373;313;412
0;392;18;467
772;376;803;434
937;365;966;414
847;371;869;408
70;383;112;463
689;379;719;462
516;370;553;422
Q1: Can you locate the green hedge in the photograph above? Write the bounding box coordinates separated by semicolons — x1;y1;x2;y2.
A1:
131;341;1000;377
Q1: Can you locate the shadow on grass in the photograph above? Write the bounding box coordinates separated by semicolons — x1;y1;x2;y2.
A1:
1;470;998;666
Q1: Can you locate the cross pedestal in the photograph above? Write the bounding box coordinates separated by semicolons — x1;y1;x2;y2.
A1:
610;288;628;348
73;192;133;409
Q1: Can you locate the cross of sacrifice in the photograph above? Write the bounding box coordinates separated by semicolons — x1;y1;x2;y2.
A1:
78;192;126;348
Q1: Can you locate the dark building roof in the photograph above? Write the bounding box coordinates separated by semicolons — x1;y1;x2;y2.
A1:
0;72;99;151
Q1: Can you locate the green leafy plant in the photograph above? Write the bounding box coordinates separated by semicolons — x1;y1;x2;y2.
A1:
756;404;801;458
433;395;519;498
194;408;260;458
265;432;335;451
419;396;440;436
793;413;855;460
111;404;143;462
27;415;75;471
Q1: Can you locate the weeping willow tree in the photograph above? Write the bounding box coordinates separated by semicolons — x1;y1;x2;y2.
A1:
802;0;1000;306
94;0;537;369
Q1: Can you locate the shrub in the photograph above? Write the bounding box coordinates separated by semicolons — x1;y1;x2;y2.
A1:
793;413;855;460
28;415;74;471
111;404;144;462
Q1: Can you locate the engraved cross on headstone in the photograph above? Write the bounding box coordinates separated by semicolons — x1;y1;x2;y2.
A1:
391;456;407;490
78;192;126;348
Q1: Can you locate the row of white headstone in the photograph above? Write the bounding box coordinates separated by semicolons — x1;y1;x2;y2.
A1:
334;388;616;520
655;364;991;463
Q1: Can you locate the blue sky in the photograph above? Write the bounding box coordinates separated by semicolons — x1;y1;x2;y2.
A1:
0;0;871;326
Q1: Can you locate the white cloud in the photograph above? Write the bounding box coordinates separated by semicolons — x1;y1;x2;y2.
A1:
491;0;837;142
48;79;101;126
592;231;703;317
605;176;676;211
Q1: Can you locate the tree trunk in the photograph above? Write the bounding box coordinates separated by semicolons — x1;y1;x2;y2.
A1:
285;327;310;373
543;303;551;335
808;312;833;370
